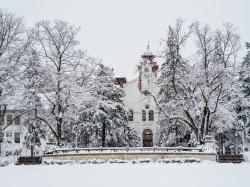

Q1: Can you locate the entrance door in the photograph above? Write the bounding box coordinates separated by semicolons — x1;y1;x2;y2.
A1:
143;129;153;147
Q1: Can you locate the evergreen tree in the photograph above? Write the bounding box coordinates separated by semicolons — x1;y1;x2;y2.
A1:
21;50;46;156
77;63;139;147
188;131;198;147
157;19;192;146
236;42;250;150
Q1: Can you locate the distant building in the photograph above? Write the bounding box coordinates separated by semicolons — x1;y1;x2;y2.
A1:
0;110;44;156
0;110;25;156
116;45;160;147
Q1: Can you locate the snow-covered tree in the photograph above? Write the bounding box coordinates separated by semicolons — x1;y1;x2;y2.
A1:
157;20;241;147
0;9;30;111
236;42;250;149
77;63;139;147
0;9;31;154
20;50;46;156
157;19;193;146
31;20;91;146
191;23;241;142
188;131;198;147
24;120;45;156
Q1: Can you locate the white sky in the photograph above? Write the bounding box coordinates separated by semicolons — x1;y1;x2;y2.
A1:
0;0;249;80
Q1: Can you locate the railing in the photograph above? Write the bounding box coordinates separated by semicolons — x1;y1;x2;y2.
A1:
45;146;205;155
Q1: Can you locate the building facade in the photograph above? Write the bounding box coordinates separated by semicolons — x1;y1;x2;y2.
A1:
0;110;25;156
118;46;160;147
0;110;46;156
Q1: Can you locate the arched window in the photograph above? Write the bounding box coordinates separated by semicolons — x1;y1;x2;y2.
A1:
128;110;134;121
142;110;146;121
149;110;154;121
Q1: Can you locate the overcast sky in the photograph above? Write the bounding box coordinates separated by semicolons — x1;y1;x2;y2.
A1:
0;0;249;79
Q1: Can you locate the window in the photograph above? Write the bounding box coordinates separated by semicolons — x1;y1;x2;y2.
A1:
5;151;12;156
7;115;13;125
142;110;146;121
5;132;13;143
0;115;4;125
15;116;20;125
149;110;154;121
14;132;20;143
6;132;12;138
128;110;134;121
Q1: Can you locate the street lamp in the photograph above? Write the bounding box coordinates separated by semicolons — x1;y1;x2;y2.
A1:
0;132;4;155
240;121;246;155
72;104;79;148
73;125;79;148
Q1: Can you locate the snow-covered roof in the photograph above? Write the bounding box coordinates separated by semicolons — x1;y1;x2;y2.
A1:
142;50;154;56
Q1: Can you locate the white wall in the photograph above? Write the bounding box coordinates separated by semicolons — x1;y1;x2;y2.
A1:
122;68;159;146
1;111;25;156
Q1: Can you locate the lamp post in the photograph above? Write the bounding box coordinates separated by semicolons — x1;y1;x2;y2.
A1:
0;132;3;155
73;125;78;148
30;125;36;157
240;121;246;155
72;104;79;148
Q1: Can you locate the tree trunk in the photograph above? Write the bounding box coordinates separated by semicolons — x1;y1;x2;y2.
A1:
205;108;210;135
200;107;206;141
57;122;61;146
102;123;106;147
184;110;198;139
31;145;34;157
56;135;61;146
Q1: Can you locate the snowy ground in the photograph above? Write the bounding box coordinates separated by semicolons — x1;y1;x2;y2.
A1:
1;162;250;187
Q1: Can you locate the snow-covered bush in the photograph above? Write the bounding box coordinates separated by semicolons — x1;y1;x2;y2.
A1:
183;158;201;163
0;156;14;167
88;159;105;164
157;158;172;164
188;132;198;147
131;158;152;164
158;158;201;164
79;160;88;164
171;158;183;163
108;159;128;164
43;159;74;165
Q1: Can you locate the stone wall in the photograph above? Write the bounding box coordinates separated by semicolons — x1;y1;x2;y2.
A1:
43;151;216;162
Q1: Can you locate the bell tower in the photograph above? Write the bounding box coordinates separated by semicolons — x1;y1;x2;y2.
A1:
137;43;159;92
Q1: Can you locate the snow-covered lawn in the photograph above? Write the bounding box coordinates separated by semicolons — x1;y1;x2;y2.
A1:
1;162;249;187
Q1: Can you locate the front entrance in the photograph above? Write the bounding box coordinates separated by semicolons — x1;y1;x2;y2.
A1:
143;129;153;147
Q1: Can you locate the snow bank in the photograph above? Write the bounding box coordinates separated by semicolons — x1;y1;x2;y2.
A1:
42;157;202;165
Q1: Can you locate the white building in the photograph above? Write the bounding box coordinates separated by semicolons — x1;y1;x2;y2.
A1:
0;110;25;156
0;110;46;156
116;46;160;147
